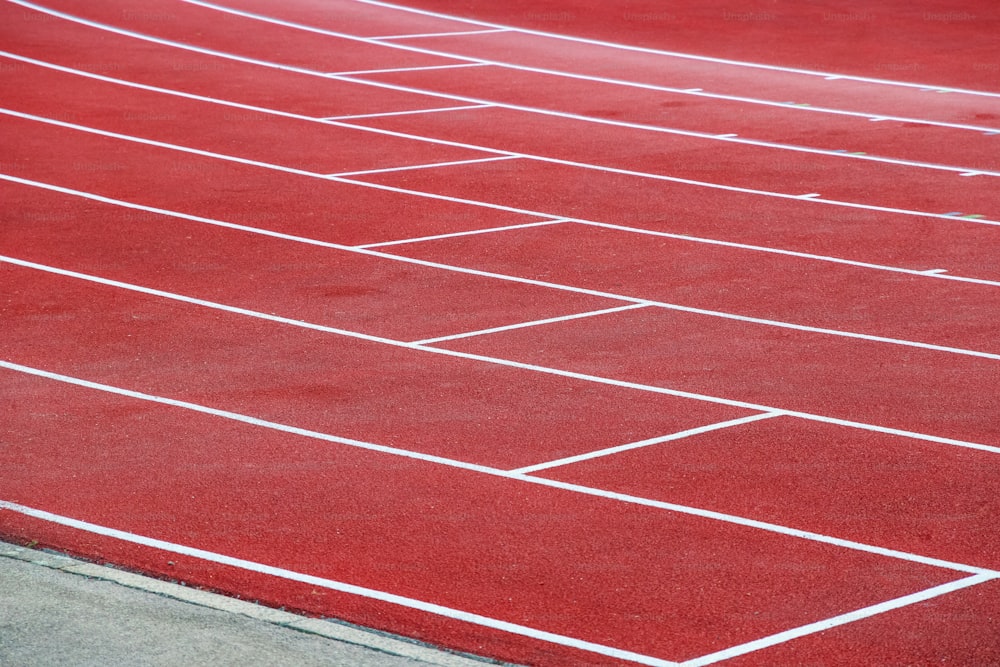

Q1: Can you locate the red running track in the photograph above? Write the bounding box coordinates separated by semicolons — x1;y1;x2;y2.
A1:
2;1;999;666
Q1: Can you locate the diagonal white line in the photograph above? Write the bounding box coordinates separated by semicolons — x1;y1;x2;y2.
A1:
322;103;492;120
370;28;509;40
3;251;1000;459
1;361;995;577
511;412;783;474
329;154;518;177
412;303;653;345
353;218;569;248
351;0;1000;99
325;62;486;76
0;499;680;667
681;573;998;666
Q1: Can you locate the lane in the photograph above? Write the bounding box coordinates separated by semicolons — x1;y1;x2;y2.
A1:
0;180;618;341
535;416;1000;571
431;305;1000;447
354;66;1000;173
0;1;454;118
18;0;463;73
0;58;494;174
359;177;1000;355
350;104;1000;220
0;263;751;470
0;367;966;666
0;115;538;246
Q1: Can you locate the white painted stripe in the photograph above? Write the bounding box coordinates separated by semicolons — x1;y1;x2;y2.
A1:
1;362;995;577
322;103;492;120
16;0;997;144
3;170;1000;364
3;251;1000;459
0;500;679;667
413;303;653;345
178;0;1000;134
351;0;1000;99
370;28;509;40
325;62;486;76
510;413;783;474
354;218;568;248
329;154;519;177
8;48;995;209
681;573;998;666
9;103;997;231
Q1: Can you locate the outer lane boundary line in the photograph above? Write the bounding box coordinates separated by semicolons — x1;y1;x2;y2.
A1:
371;28;509;40
324;61;486;76
11;0;999;141
1;362;994;577
351;0;1000;99
3;252;999;458
510;412;783;474
180;0;1000;135
6;51;998;215
0;500;678;667
4;173;1000;364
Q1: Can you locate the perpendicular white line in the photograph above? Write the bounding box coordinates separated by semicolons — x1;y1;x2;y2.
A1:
322;103;492;121
412;303;653;345
350;0;1000;99
325;62;486;76
511;412;783;474
0;499;679;667
354;218;568;248
370;28;509;40
681;573;998;667
1;361;995;579
179;0;1000;134
4;251;1000;460
329;154;519;177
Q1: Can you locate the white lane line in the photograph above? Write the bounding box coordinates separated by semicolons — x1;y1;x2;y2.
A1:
13;0;998;177
510;412;783;474
179;0;1000;134
412;303;653;345
1;362;996;577
351;0;1000;99
18;0;996;149
4;170;1000;364
329;154;519;177
8;50;996;210
370;28;509;40
354;218;569;248
11;103;1000;246
3;253;1000;459
0;500;679;667
3;51;996;278
681;573;998;666
322;103;492;120
325;62;486;76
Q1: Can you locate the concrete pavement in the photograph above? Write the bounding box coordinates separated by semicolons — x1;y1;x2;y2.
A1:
0;541;510;667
